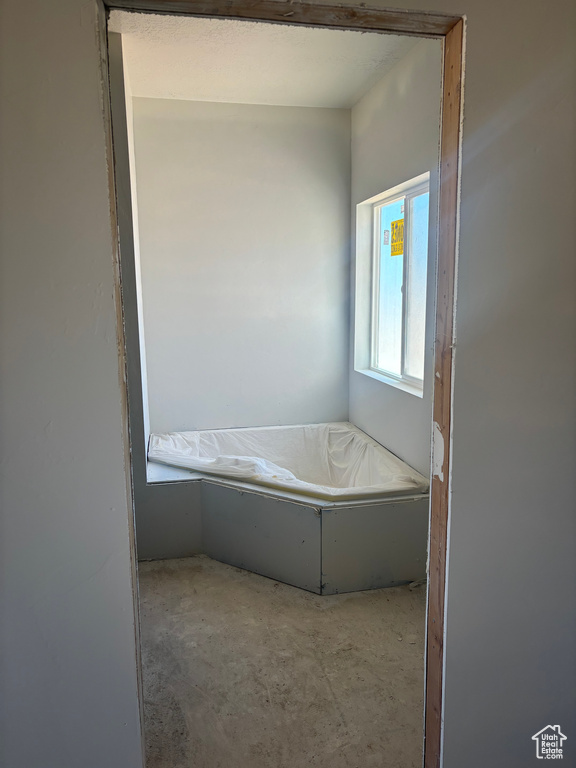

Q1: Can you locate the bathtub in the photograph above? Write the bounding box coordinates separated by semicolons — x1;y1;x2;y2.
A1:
148;422;428;500
147;422;430;594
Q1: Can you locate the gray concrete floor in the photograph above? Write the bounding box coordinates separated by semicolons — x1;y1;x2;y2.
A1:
138;556;426;768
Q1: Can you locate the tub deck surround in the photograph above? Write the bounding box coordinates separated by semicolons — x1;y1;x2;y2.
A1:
144;423;429;594
201;481;429;595
148;422;429;500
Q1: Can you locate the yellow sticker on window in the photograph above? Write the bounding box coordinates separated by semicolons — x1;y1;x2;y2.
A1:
391;218;404;256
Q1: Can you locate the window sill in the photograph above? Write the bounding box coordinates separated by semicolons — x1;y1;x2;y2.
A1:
354;367;424;398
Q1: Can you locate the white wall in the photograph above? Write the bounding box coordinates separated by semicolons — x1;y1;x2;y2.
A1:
1;1;575;767
123;48;151;443
108;33;204;560
133;97;351;433
0;2;143;766
350;39;443;475
437;5;576;765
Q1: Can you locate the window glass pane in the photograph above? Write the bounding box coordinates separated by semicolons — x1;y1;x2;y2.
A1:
404;191;429;380
374;198;404;376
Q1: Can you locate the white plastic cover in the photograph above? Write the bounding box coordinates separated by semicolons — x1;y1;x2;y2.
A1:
148;422;429;501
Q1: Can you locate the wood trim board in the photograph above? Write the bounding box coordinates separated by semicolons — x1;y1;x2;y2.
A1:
425;18;464;768
107;0;460;37
101;2;465;765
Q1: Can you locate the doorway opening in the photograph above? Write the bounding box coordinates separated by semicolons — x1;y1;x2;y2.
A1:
103;4;464;767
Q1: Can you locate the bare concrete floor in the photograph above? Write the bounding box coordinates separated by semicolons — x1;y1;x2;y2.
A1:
138;556;426;768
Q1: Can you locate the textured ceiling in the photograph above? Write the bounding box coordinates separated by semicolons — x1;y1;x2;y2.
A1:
108;11;419;108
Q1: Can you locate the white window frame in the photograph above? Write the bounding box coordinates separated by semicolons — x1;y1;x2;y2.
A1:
354;172;430;398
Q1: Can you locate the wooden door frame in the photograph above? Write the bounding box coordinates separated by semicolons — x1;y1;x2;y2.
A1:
101;2;464;766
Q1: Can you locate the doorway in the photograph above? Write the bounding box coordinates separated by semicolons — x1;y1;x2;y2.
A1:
103;4;464;767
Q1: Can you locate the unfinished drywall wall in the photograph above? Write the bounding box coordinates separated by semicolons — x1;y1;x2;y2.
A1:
0;2;143;767
349;39;442;475
133;97;350;433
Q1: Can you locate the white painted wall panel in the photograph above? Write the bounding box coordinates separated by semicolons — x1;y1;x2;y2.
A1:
133;98;351;433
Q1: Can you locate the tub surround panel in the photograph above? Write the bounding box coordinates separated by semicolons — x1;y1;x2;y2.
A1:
135;479;203;560
322;500;429;594
201;481;427;595
202;483;322;593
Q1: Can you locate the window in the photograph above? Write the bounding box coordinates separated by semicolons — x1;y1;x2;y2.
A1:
354;173;430;397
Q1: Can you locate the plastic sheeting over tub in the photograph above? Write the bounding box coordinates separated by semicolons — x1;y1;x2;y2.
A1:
147;422;428;501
